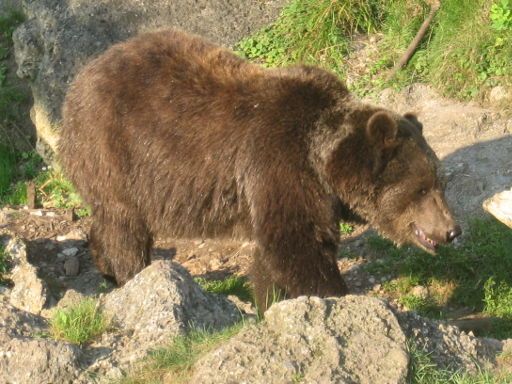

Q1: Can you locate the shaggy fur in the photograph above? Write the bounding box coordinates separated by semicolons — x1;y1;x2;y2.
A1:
60;29;459;311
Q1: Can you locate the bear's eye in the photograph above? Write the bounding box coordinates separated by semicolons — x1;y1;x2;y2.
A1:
418;188;428;196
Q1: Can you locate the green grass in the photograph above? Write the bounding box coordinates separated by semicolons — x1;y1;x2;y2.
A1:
195;275;253;303
0;9;25;126
237;0;512;102
0;155;90;213
119;323;243;384
0;145;16;196
408;341;512;383
365;217;512;338
34;169;84;209
0;244;10;283
50;298;109;345
361;0;512;99
237;0;386;77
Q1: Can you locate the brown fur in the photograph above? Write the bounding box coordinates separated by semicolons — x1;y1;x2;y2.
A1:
60;29;459;311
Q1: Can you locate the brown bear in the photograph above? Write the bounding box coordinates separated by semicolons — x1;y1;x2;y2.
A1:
59;29;460;311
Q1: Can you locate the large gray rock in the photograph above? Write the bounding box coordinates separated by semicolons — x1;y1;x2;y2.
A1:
191;296;409;384
90;260;241;379
0;302;82;384
12;0;286;161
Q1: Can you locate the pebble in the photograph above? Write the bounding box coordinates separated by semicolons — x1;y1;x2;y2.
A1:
45;243;56;251
56;229;87;242
411;285;429;299
62;247;79;257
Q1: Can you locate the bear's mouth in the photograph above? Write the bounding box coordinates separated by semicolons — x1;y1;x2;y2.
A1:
413;224;438;252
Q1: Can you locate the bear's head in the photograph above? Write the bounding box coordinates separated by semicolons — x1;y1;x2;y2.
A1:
327;109;461;253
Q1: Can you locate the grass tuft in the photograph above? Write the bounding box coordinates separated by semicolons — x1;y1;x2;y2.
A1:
50;298;109;345
195;275;253;303
119;323;243;384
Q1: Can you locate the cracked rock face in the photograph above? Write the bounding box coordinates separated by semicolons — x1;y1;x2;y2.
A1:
12;0;286;161
101;260;241;357
0;302;82;384
6;236;49;314
191;296;409;384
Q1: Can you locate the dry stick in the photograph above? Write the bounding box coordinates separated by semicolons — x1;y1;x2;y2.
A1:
387;3;440;80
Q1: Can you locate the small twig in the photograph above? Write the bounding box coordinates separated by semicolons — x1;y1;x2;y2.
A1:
387;1;441;80
26;181;36;209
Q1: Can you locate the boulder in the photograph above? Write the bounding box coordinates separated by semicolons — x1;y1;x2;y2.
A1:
90;260;241;378
0;302;82;384
12;0;286;161
483;188;512;229
191;296;409;384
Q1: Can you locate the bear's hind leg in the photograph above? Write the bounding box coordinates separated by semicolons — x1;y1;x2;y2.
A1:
89;210;152;285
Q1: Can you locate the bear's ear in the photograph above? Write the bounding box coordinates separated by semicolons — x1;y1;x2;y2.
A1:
404;112;423;135
366;111;397;148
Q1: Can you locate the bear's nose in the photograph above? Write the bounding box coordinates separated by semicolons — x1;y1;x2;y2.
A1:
446;225;462;242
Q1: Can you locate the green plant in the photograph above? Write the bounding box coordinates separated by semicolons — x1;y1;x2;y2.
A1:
490;0;512;31
195;275;253;303
399;294;440;317
0;245;10;282
120;323;243;384
50;299;109;345
0;145;16;196
339;222;354;235
34;170;84;209
0;150;45;206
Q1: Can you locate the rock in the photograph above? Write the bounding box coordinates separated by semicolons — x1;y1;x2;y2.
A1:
61;247;79;257
191;296;409;384
6;236;49;314
97;260;240;373
397;311;498;372
55;289;85;309
483;188;512;229
0;302;82;384
63;255;80;276
489;86;511;104
56;229;87;242
12;0;286;161
411;285;429;299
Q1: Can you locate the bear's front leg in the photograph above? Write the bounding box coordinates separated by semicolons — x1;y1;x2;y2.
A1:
250;205;348;312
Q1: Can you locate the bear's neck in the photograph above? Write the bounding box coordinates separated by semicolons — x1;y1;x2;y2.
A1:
320;125;379;221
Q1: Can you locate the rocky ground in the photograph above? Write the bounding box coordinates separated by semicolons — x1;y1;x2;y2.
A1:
1;84;512;382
